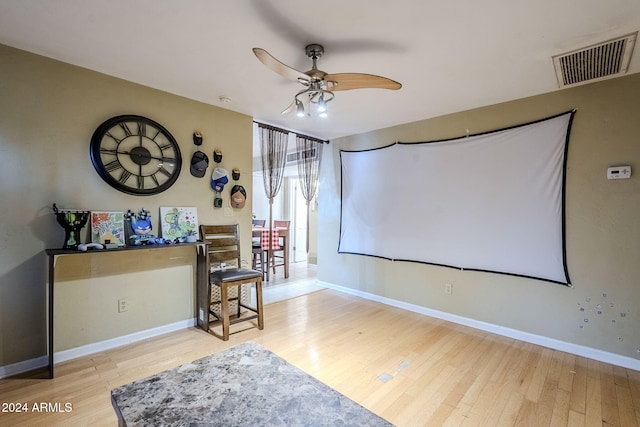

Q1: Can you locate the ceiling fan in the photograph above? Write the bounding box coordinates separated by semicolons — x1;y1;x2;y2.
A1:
253;44;402;117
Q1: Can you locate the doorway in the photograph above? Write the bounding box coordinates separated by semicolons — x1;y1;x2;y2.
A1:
251;125;320;300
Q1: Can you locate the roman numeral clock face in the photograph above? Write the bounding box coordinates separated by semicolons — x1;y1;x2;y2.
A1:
90;115;182;195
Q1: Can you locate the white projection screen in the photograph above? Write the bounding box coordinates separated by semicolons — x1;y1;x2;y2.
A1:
339;111;575;285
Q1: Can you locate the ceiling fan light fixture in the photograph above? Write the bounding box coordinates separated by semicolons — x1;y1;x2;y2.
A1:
293;87;334;118
296;99;305;117
317;94;327;113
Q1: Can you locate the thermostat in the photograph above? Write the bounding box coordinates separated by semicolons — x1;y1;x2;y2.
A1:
607;166;631;179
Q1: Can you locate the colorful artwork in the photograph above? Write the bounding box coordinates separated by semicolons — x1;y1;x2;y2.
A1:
91;211;125;246
125;208;156;246
160;207;199;240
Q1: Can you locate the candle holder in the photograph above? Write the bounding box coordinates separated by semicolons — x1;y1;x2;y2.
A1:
52;203;90;249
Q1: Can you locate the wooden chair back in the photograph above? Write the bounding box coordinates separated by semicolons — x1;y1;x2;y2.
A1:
200;224;242;270
274;220;290;229
268;221;290;278
252;219;266;227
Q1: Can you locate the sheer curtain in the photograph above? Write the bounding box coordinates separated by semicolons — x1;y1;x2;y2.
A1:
296;135;324;253
258;123;288;255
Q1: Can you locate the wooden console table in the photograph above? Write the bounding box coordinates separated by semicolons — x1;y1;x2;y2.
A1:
45;243;204;378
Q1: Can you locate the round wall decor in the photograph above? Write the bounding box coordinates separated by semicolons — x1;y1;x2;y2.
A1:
90;115;182;195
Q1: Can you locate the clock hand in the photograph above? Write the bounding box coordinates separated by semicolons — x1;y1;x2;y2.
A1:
100;149;174;162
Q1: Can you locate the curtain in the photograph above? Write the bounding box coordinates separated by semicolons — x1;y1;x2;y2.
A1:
296;135;324;253
258;123;289;256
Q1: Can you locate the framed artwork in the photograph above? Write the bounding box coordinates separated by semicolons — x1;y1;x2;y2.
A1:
91;211;125;246
160;207;199;239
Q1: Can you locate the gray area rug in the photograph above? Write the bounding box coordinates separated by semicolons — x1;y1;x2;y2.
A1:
111;341;393;426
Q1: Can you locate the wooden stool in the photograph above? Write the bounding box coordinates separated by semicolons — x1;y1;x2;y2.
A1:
200;224;263;341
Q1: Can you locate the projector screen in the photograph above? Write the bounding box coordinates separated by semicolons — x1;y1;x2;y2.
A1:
339;111;575;285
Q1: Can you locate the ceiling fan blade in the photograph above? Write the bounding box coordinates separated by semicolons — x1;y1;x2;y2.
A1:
324;73;402;91
281;100;296;115
253;48;310;83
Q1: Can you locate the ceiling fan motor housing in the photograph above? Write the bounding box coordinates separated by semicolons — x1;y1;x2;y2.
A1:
305;44;325;59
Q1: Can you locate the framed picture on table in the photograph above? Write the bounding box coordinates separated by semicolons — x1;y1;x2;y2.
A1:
159;206;199;240
91;211;126;246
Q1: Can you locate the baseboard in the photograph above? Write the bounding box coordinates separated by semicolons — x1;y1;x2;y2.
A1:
55;318;197;363
0;318;196;379
0;355;49;379
317;280;640;371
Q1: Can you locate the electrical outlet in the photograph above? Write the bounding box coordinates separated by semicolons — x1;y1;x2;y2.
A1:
118;299;129;313
444;283;453;295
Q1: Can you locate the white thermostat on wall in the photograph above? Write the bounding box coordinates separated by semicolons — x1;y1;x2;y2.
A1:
607;166;631;179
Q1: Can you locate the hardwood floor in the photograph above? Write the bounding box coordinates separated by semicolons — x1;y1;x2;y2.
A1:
262;259;318;287
261;261;324;304
1;289;639;426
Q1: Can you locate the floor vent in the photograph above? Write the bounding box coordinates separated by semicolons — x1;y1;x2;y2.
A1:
553;32;637;88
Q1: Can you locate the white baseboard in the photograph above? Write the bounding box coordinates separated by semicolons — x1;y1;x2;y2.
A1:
0;355;49;379
55;318;196;363
318;280;640;371
0;318;196;379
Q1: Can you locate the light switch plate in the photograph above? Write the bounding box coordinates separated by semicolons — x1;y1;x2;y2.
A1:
607;166;631;179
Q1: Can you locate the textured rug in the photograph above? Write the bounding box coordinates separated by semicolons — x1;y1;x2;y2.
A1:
111;341;393;426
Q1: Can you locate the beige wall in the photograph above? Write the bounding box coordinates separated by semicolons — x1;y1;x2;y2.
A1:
0;45;254;366
318;73;640;360
2;40;638;370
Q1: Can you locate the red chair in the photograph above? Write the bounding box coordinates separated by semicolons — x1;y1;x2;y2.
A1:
270;220;290;277
251;220;266;279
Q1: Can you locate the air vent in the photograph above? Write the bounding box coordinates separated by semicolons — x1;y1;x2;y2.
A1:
286;147;318;164
553;32;637;88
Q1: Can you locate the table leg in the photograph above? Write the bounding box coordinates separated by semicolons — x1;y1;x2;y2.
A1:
48;254;55;379
196;245;208;332
265;250;270;282
284;234;289;278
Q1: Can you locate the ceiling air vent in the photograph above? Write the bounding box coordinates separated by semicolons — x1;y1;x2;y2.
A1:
552;32;637;88
286;147;318;164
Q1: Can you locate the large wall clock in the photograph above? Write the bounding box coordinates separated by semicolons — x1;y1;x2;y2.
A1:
90;115;182;195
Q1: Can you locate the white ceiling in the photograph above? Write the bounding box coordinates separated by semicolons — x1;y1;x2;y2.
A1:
1;0;639;143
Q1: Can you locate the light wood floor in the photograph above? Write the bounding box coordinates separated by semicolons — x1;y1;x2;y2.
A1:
1;289;639;426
